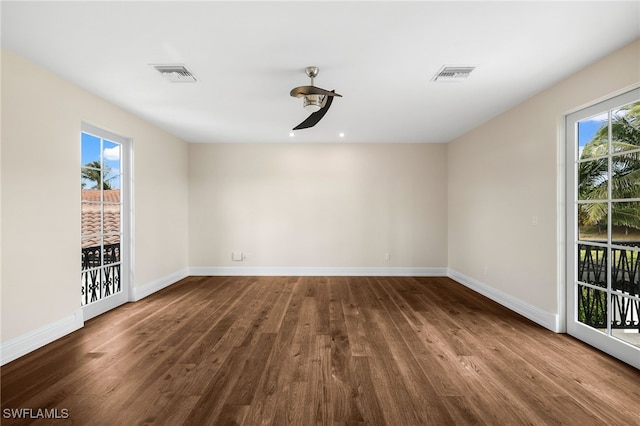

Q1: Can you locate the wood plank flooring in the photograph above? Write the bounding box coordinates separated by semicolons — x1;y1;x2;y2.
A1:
2;276;639;425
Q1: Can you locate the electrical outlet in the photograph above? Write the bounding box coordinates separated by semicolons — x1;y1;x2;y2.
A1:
232;251;243;261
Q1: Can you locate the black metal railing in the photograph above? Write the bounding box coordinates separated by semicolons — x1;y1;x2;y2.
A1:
578;242;640;330
81;243;121;306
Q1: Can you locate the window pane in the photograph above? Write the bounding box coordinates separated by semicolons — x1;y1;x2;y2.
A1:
103;237;121;265
611;202;640;243
578;112;608;159
81;236;100;248
611;151;640;200
578;159;608;201
103;204;121;236
102;265;121;297
81;132;101;167
578;203;608;241
107;174;121;191
611;101;640;154
81;185;100;202
610;294;640;348
578;244;607;288
577;285;607;331
81;203;101;237
81;238;101;270
611;245;639;297
103;189;121;204
81;268;102;305
103;140;121;190
81;168;103;191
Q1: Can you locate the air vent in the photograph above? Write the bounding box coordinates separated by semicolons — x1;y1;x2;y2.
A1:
433;66;475;82
153;65;197;83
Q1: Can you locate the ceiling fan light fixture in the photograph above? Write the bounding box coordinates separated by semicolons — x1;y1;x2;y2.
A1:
303;94;323;112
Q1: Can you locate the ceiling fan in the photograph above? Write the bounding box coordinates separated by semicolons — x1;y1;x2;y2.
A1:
290;66;342;130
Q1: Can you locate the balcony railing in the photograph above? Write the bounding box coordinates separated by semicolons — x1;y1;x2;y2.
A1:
81;243;121;306
578;242;640;330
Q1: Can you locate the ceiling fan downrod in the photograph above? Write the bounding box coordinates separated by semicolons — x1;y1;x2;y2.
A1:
305;66;319;85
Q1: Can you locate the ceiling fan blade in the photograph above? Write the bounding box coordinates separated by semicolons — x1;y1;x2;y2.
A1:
290;86;342;98
292;92;335;130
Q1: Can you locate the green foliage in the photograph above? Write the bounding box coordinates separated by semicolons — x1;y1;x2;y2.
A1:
579;102;640;231
82;160;113;190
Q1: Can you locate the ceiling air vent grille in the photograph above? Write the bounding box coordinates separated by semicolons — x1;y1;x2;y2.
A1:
153;65;197;83
433;66;475;82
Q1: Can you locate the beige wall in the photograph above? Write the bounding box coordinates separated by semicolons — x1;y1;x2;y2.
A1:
447;39;640;316
1;49;189;343
2;37;638;355
189;143;448;269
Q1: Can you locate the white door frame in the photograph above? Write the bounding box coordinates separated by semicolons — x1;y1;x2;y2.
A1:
565;88;640;369
81;122;132;321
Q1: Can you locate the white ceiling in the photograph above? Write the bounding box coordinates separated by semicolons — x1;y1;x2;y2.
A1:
2;1;639;144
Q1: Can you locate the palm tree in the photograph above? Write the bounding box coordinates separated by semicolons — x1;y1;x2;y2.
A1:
579;101;640;232
82;160;113;190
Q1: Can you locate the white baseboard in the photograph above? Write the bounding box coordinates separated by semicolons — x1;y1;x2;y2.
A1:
447;269;560;332
1;268;190;365
189;266;448;277
1;309;84;366
131;268;190;301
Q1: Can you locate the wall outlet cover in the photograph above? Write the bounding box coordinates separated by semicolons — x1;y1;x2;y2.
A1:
232;251;243;261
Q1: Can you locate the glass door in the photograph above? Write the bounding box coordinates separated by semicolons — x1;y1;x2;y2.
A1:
566;88;640;369
81;123;130;320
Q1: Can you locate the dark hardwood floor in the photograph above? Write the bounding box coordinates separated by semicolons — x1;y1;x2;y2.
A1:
2;276;639;425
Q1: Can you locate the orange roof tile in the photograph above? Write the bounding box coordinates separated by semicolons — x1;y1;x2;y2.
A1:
81;190;121;248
